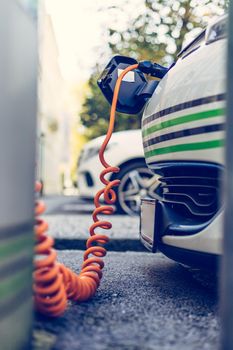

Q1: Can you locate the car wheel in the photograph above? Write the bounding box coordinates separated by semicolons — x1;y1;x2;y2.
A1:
113;160;160;215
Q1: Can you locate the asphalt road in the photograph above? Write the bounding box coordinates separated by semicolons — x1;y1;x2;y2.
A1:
33;196;220;350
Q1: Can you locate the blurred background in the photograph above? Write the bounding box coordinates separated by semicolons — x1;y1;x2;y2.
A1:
37;0;227;196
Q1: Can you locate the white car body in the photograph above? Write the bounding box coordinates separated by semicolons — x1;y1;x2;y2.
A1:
140;15;226;266
78;129;144;198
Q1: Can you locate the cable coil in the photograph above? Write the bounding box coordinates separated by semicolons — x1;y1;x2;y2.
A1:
33;64;139;317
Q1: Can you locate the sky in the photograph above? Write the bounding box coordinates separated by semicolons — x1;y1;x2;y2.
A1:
45;0;145;82
45;0;225;83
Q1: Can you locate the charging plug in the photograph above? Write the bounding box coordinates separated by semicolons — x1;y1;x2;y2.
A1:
98;55;169;114
138;61;168;79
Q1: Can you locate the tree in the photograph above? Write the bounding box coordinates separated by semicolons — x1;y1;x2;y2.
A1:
80;0;228;139
108;0;228;63
80;71;141;140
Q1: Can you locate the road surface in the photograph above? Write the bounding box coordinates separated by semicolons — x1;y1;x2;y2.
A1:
33;196;219;350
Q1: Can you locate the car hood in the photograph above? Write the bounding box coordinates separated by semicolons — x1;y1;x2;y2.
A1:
83;129;142;149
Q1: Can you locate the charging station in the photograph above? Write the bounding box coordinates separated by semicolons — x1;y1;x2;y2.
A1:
0;1;37;349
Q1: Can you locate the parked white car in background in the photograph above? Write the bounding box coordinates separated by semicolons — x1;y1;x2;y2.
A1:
77;129;159;215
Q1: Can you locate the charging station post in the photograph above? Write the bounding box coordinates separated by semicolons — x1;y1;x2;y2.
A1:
221;4;233;349
0;1;37;349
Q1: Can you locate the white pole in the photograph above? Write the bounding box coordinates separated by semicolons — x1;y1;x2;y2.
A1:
0;1;37;349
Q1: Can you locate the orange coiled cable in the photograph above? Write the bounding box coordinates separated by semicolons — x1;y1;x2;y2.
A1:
34;63;139;317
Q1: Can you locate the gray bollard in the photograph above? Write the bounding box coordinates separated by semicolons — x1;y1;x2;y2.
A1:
0;1;37;349
221;4;233;350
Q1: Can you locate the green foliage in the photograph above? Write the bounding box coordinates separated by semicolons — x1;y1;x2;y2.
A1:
80;0;228;139
80;72;141;140
109;0;227;63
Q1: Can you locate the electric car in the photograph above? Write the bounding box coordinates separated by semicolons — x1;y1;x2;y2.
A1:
140;15;226;267
98;15;227;267
77;129;160;215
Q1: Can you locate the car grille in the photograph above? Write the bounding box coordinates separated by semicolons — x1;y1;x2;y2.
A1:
157;164;222;222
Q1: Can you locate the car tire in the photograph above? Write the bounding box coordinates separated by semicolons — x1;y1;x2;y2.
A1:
111;160;160;216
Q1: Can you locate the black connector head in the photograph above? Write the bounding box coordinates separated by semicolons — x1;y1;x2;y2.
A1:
98;55;169;115
138;61;169;79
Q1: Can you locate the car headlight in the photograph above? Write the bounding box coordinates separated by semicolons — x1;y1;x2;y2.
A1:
205;15;227;45
78;147;99;166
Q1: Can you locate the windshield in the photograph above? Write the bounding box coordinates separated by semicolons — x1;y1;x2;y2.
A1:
205;15;227;44
177;30;206;59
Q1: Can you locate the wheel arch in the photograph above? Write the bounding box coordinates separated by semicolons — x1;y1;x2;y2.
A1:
110;157;147;181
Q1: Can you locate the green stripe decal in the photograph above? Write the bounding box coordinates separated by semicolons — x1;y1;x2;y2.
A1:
0;267;31;300
145;139;225;158
143;108;224;137
0;235;33;262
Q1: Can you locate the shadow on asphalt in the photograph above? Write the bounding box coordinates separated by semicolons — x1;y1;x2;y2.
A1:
141;259;218;296
43;196;123;216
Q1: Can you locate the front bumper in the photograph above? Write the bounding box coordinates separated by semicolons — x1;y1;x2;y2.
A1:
140;198;223;256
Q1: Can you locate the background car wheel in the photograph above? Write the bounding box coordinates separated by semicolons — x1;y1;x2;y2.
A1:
112;160;160;215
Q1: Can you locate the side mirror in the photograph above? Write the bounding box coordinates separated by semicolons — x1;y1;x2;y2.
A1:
97;55;160;115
